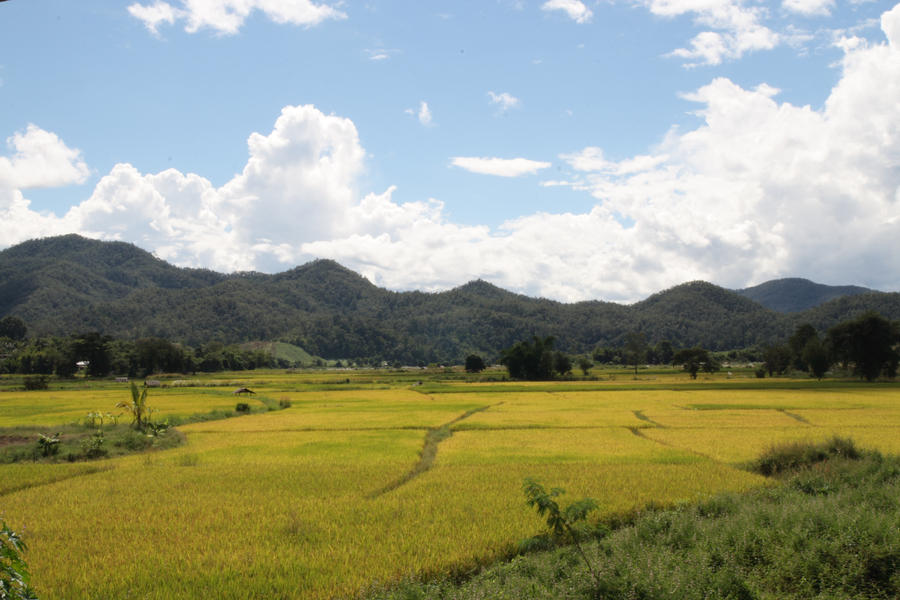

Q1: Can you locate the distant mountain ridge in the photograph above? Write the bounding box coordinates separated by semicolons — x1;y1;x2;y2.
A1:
2;235;899;362
736;278;874;312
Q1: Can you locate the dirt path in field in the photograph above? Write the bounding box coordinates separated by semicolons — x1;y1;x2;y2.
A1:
369;403;501;498
778;409;812;424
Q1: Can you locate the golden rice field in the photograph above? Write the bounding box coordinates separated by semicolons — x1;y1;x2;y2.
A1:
2;370;900;599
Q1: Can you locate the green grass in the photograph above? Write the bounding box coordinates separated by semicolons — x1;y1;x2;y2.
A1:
0;423;183;464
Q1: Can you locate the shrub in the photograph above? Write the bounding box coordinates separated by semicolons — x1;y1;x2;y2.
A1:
235;402;250;413
22;375;49;391
750;436;862;476
81;431;107;459
278;397;292;409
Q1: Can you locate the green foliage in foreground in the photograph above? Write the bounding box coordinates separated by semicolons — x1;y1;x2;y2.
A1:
0;521;37;600
366;445;900;600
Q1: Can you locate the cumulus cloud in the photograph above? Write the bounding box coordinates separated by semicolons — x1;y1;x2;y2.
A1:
128;0;346;35
639;0;780;65
450;157;552;177
541;0;593;23
0;126;91;248
4;3;900;302
0;125;90;190
782;0;835;17
127;0;182;35
487;91;520;111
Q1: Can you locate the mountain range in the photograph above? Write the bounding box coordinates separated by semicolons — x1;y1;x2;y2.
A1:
1;235;898;362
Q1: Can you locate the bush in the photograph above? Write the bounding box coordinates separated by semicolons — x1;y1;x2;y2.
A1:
235;402;250;413
750;436;862;476
22;375;49;391
81;431;107;459
278;397;292;409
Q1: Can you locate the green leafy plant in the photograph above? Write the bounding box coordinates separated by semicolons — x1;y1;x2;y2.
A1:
144;420;169;438
1;520;37;599
35;433;60;458
117;382;151;431
522;478;600;585
80;431;107;459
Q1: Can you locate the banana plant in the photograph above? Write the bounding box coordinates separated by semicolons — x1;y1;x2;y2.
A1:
117;382;150;431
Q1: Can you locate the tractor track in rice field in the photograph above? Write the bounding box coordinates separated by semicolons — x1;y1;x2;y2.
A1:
369;402;502;498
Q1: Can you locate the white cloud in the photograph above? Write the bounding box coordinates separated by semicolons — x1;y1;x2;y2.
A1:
365;48;394;61
641;0;780;65
450;157;552;177
541;0;593;23
782;0;835;17
884;3;900;46
127;1;183;35
4;3;900;302
128;0;346;35
410;101;433;126
0;125;89;190
487;91;520;111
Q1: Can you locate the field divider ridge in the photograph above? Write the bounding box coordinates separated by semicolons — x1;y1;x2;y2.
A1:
627;426;717;462
368;403;502;498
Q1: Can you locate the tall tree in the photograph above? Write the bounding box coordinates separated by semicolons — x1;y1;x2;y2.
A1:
828;311;900;381
0;316;27;341
71;332;112;377
623;332;647;377
763;344;792;376
802;338;830;380
464;354;486;373
788;323;818;371
672;347;718;379
501;336;557;380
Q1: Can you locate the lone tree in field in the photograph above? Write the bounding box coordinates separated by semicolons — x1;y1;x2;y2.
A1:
623;332;648;378
672;347;719;379
501;336;557;380
464;354;486;373
577;356;593;376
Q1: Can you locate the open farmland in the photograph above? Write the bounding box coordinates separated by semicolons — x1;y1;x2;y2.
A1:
2;370;900;599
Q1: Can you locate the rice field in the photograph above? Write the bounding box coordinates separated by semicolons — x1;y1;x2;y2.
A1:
1;370;899;599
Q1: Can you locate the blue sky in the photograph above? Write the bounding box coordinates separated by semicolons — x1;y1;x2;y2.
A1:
1;0;898;302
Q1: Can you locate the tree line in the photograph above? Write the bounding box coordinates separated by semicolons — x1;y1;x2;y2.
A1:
493;311;899;382
0;325;286;378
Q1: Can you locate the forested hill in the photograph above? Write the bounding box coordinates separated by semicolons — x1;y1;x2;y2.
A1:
2;235;900;362
737;278;874;312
